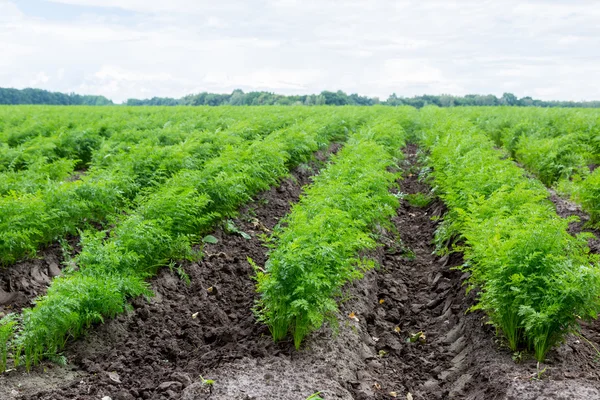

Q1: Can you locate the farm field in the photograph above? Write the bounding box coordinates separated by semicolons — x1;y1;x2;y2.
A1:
1;105;600;399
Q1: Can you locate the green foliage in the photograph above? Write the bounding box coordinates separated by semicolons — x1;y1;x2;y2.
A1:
575;168;600;226
7;105;598;368
420;107;600;361
224;220;251;239
0;314;17;373
202;235;219;244
16;273;150;370
404;192;433;208
515;135;591;185
466;107;600;218
0;106;320;264
199;375;215;385
0;193;49;264
255;114;406;348
0;158;77;195
0;87;113;105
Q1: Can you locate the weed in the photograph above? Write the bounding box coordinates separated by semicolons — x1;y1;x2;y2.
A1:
512;351;525;363
404;192;433;208
401;248;416;260
224;220;251;239
532;362;548;380
199;375;215;386
167;261;191;286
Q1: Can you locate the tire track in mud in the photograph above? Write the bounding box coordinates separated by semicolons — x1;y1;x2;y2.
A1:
547;187;600;254
346;143;485;399
365;144;600;400
0;235;80;314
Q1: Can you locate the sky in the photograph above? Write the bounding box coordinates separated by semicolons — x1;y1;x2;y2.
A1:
1;0;599;103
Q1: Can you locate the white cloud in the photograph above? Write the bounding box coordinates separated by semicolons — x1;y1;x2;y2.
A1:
94;66;176;83
381;59;444;85
0;0;599;102
29;72;50;86
206;16;227;28
0;1;22;21
45;0;245;14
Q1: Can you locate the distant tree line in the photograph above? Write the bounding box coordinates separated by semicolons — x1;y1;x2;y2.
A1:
2;87;599;108
385;93;600;108
127;90;600;108
0;88;113;105
125;90;376;106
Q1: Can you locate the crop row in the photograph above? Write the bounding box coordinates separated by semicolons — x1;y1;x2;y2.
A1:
0;116;286;264
419;107;600;361
460;107;600;225
0;108;370;371
0;106;239;172
0;106;309;195
0;108;327;265
255;112;407;348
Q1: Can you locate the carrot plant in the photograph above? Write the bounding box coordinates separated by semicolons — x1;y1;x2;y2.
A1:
420;107;600;361
0;314;17;373
255;114;406;348
574;168;600;226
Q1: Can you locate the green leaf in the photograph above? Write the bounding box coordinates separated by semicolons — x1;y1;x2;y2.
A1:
202;235;219;244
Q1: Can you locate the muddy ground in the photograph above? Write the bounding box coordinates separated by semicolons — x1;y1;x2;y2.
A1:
2;144;600;399
0;235;80;314
548;187;600;254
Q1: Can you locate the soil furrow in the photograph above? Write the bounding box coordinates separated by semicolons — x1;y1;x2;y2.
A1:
547;187;600;254
387;144;600;400
0;235;80;314
348;143;482;399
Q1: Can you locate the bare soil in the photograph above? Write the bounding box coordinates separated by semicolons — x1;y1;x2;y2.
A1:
548;187;600;253
0;235;80;315
2;144;600;399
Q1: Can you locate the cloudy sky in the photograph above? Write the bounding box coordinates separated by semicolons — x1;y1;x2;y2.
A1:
1;0;599;103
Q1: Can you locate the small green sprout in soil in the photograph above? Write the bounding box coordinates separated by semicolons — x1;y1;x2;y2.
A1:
404;192;433;208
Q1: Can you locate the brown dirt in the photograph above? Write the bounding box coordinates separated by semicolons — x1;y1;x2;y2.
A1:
0;235;80;315
0;168;88;313
548;187;600;254
3;144;600;400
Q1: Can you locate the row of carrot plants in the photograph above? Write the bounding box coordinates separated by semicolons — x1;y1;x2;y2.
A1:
0;106;309;195
0;106;235;172
0;108;369;371
461;107;600;226
419;107;600;361
255;111;408;348
0;109;313;264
